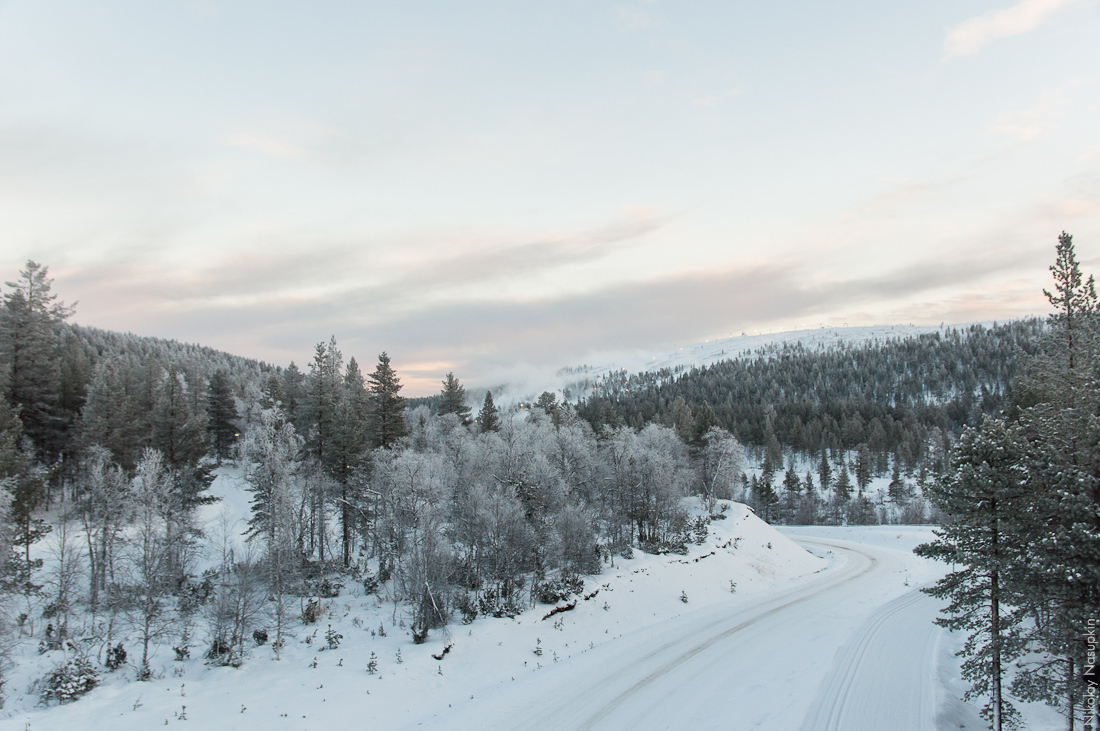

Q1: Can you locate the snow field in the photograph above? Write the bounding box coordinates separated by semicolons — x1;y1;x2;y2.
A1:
0;494;824;730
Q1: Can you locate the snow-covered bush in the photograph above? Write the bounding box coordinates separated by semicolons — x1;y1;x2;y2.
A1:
39;654;98;705
534;575;584;605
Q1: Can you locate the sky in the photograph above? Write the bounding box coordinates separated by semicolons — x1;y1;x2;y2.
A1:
0;0;1098;395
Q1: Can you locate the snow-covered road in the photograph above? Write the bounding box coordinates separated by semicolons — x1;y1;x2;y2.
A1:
410;534;946;731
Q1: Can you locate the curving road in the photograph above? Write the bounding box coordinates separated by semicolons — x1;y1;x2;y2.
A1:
409;536;948;731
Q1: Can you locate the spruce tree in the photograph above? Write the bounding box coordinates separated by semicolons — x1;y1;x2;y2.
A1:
368;352;407;448
438;373;472;425
478;390;500;433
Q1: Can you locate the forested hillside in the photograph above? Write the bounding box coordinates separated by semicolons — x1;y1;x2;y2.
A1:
0;245;1089;728
578;320;1043;476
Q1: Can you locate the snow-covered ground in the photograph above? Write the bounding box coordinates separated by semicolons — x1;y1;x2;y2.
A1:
1;500;1062;730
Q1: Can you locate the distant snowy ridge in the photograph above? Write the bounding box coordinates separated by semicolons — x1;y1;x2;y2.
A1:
548;322;994;403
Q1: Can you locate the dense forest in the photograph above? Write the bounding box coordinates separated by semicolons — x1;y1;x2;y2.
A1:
578;320;1043;466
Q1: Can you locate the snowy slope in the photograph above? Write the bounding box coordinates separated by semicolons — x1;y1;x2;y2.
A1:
0;502;825;730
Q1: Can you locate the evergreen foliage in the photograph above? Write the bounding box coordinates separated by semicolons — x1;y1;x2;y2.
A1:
438;373;472;425
0;261;74;460
368;352;407;448
206;370;237;462
478;390;500;433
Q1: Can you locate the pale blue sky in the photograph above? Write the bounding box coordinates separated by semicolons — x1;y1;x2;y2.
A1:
1;0;1097;392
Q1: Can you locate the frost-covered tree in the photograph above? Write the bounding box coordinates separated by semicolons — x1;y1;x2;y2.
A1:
124;449;186;680
78;447;131;610
150;366;207;470
0;261;74;458
697;427;744;512
79;357;145;471
239;408;302;658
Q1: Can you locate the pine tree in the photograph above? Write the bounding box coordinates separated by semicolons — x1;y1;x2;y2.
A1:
303;338;343;561
833;466;852;503
534;391;558;422
478;390;500;433
368;352;407;449
278;362;306;434
915;418;1028;730
304;338;342;467
817;450;832;494
0;261;74;459
438;373;472;425
753;470;778;522
332;357;371;567
79;357;145;471
693;402;719;446
151;366;207;470
1009;232;1100;727
206;370;237;462
888;458;907;503
9;466;49;594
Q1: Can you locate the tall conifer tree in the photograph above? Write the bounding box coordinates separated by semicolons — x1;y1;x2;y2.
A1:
438;373;472;425
368;352;406;448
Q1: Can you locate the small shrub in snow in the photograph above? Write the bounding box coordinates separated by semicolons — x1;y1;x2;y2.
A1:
680;590;689;604
477;588;524;619
638;537;687;555
455;593;478;624
252;629;268;646
325;625;342;650
204;637;232;662
318;578;342;598
535;575;585;604
39;655;98;705
38;623;65;654
694;517;711;544
302;599;323;625
105;643;127;671
367;652;378;674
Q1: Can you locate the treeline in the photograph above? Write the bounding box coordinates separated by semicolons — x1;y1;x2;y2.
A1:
575;320;1044;502
917;234;1099;730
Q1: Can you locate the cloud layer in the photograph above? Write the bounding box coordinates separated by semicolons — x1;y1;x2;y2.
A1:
944;0;1079;58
